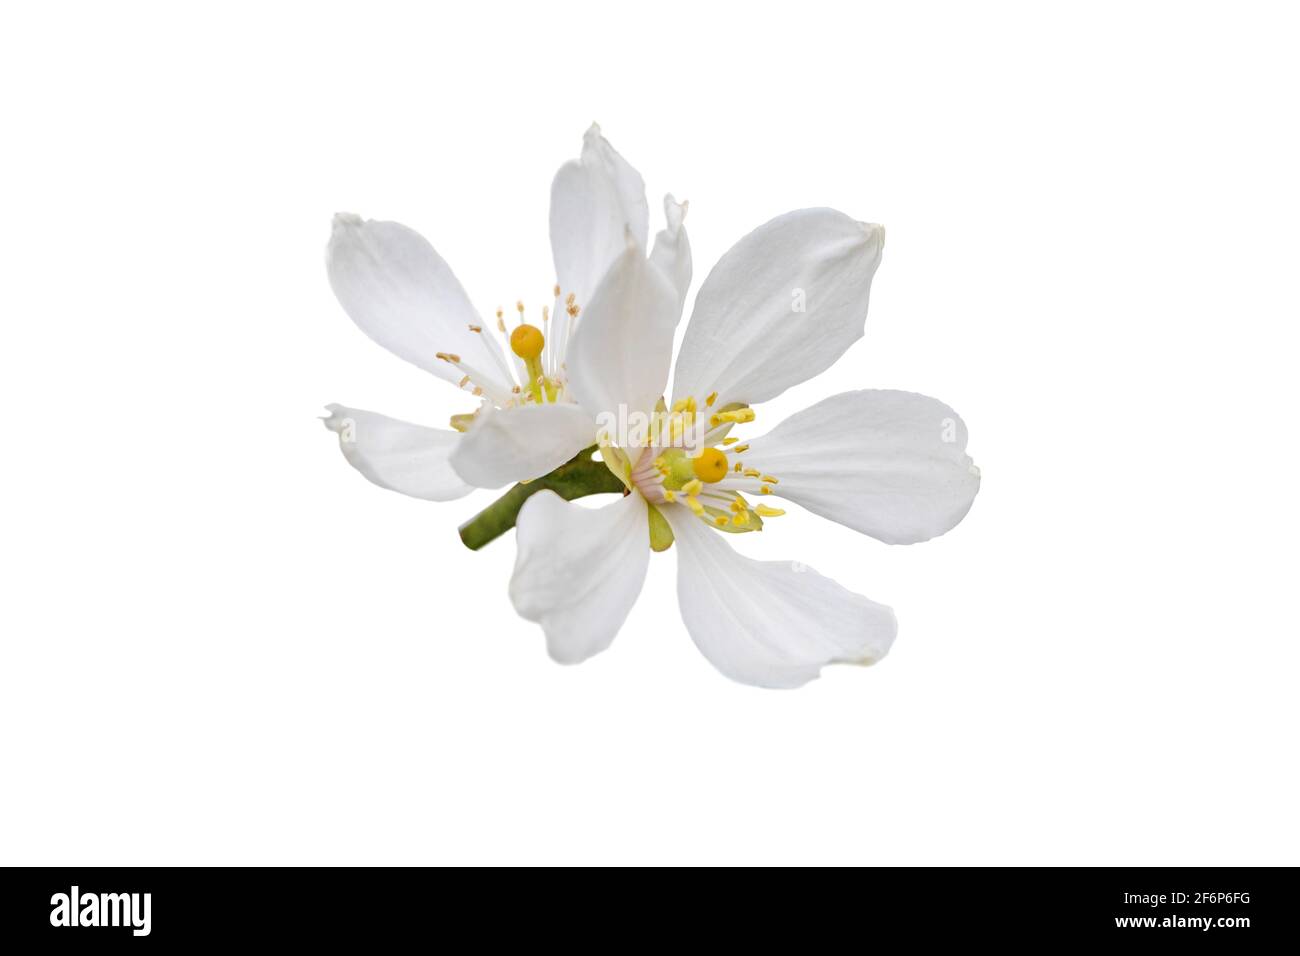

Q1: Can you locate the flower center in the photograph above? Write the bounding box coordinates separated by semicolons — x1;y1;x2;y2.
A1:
613;393;786;535
442;286;582;430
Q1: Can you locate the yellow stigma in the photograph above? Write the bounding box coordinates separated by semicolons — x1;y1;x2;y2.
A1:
691;447;729;483
510;324;544;360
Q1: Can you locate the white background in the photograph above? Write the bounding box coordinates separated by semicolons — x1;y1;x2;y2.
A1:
3;1;1297;865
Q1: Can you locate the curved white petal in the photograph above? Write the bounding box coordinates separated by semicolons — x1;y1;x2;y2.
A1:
665;506;897;689
649;194;692;318
326;214;511;392
743;390;980;545
321;405;472;502
448;402;596;489
510;490;650;665
549;124;650;310
671;208;885;406
566;240;678;424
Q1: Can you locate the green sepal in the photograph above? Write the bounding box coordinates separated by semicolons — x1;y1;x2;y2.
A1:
647;503;674;552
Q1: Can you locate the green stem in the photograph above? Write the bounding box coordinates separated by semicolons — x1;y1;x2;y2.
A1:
457;445;627;550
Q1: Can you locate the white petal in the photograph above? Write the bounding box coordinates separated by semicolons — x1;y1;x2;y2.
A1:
743;390;980;545
448;402;596;489
648;194;692;317
549;124;650;310
666;506;897;689
510;490;650;664
671;208;885;406
566;239;678;424
326;214;511;391
322;405;472;502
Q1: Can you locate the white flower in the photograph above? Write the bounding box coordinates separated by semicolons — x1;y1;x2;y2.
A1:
323;124;690;493
323;126;980;689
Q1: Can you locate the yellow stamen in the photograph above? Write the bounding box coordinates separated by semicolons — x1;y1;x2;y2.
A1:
663;489;676;503
435;352;460;364
732;443;749;454
761;475;779;485
743;468;761;479
721;436;739;446
705;391;718;407
755;505;785;517
682;478;703;497
709;408;755;427
759;485;772;495
685;496;704;515
715;515;729;526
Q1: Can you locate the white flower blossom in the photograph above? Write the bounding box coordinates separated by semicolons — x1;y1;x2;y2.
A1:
322;126;979;688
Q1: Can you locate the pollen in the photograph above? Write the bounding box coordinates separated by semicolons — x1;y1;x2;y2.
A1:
691;447;729;483
709;407;755;428
510;324;545;360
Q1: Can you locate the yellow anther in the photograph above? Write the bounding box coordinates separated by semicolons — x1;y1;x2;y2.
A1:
744;468;761;479
663;489;676;503
691;447;729;484
671;398;690;413
710;408;755;427
761;475;779;485
685;496;705;515
731;511;749;526
721;436;739;446
732;443;749;454
682;478;704;497
734;462;743;473
553;284;561;297
510;324;545;360
759;485;772;495
516;300;525;314
457;375;470;387
754;505;785;518
684;396;697;414
715;515;729;526
565;292;576;306
706;391;718;407
567;303;580;317
472;386;483;396
468;324;482;333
